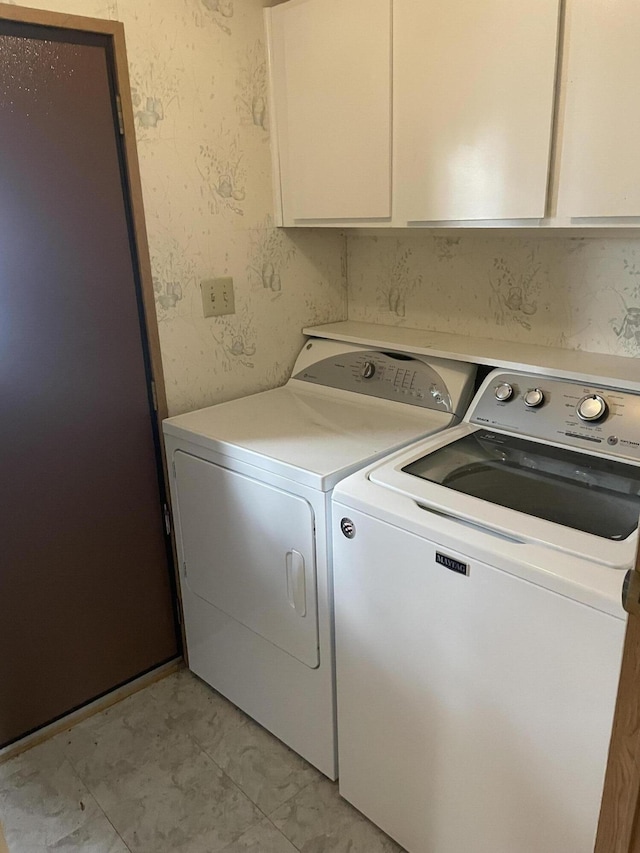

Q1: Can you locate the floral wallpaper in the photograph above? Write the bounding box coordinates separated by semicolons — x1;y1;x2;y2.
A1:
11;0;347;415
347;232;640;359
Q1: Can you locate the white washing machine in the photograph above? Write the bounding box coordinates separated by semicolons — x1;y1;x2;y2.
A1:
163;336;476;779
332;368;640;852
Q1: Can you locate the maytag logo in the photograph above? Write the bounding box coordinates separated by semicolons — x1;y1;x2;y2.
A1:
435;552;469;576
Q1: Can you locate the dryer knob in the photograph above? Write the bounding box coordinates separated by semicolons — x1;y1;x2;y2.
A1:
361;361;376;379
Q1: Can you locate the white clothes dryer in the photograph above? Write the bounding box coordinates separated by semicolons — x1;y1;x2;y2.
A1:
332;367;640;852
163;336;476;778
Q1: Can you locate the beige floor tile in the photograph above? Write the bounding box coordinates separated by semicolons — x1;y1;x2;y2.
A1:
52;684;201;812
0;740;102;852
201;715;320;814
219;816;298;852
148;670;248;751
47;813;130;852
103;750;261;853
270;777;405;853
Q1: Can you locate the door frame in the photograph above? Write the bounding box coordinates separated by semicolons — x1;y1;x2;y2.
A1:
595;542;640;852
0;2;186;652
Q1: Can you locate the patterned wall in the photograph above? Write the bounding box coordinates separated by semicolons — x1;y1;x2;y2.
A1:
347;231;640;359
9;0;347;415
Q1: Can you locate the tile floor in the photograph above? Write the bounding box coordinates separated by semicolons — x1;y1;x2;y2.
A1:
0;670;404;852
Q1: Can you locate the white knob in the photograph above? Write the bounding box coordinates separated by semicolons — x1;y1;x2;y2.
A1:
577;394;608;422
494;383;513;402
524;388;544;408
362;361;376;379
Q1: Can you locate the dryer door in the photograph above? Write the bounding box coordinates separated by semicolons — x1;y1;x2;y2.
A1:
174;451;319;668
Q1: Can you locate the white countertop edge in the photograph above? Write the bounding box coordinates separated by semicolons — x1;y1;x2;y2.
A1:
303;321;639;391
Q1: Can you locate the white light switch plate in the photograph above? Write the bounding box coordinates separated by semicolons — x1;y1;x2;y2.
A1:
200;277;235;317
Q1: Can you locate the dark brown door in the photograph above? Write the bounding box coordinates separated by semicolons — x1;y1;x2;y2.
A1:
0;19;178;747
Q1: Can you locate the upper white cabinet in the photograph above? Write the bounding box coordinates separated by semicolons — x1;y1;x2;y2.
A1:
267;0;640;227
555;0;640;218
394;0;560;223
267;0;392;225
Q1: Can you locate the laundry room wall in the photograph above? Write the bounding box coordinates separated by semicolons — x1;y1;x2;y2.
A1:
9;0;347;416
346;231;640;358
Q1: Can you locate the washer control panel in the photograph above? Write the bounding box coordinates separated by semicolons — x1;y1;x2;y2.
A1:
293;350;453;412
471;371;640;461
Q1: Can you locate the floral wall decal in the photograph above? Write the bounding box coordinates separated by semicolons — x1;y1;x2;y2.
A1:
247;217;296;297
489;253;541;330
151;233;196;321
198;128;246;217
611;254;640;354
376;243;423;319
187;0;234;34
433;235;461;262
236;40;269;133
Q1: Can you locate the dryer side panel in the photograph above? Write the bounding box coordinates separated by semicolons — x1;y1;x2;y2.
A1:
175;450;319;668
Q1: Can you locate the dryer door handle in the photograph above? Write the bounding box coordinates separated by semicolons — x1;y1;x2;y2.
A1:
286;550;307;617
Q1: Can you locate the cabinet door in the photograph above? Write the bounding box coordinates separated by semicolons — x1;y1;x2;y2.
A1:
556;0;640;218
394;0;560;223
268;0;392;224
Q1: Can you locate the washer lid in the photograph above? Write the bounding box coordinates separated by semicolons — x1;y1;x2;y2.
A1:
366;424;639;568
163;384;456;491
401;428;640;542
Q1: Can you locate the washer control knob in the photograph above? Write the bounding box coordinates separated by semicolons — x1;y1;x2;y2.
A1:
524;388;545;408
361;361;376;379
577;394;608;422
494;383;514;402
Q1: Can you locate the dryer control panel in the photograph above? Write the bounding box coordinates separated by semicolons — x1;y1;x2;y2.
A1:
293;349;453;411
470;370;640;462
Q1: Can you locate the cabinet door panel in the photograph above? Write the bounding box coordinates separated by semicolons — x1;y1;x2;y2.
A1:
269;0;391;223
556;0;640;218
394;0;560;222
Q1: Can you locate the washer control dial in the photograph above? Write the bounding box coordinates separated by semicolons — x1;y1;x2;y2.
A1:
494;382;514;402
361;361;376;379
523;388;545;408
577;393;608;422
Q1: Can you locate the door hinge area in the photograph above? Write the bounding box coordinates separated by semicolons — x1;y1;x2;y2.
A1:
163;503;171;536
183;561;187;578
150;379;158;412
115;93;125;135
